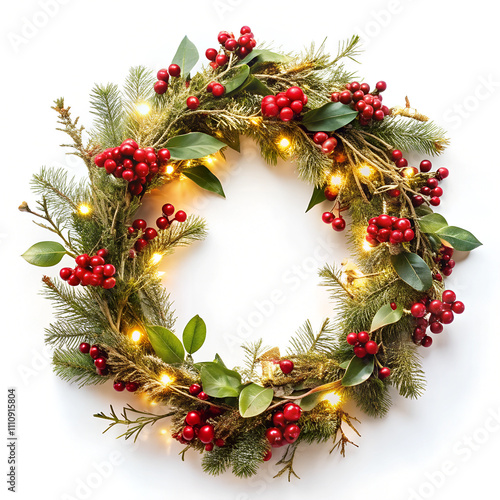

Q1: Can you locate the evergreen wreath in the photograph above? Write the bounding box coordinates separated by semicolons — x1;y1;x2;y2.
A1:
21;27;482;480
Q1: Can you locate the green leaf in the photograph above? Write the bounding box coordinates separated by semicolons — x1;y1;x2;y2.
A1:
418;213;448;234
166;132;226;160
391;252;433;291
171;36;199;79
240;75;273;96
302;102;358;132
239;383;274;418
370;304;403;332
214;353;227;368
341;356;374;387
435;226;482;251
305;185;327;212
339;360;351;370
237;49;289;67
145;325;185;364
224;65;250;94
200;362;242;398
415;205;434;217
21;241;66;267
299;391;326;411
427;233;443;251
182;315;206;354
182;165;225;197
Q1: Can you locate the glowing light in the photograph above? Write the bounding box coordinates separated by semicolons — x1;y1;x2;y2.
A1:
249;117;262;126
160;429;168;435
131;330;142;342
322;391;342;407
78;204;91;215
135;102;151;116
151;253;163;265
204;156;215;165
358;165;374;177
165;164;175;175
363;240;375;252
156;271;166;279
160;373;174;386
330;174;343;187
403;167;417;178
185;160;192;167
150;401;157;406
278;137;291;149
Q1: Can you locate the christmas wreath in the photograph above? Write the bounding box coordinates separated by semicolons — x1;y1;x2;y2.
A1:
21;27;482;480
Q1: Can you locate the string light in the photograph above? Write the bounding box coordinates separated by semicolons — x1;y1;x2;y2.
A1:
403;167;417;178
78;204;91;215
160;429;168;435
150;253;163;265
322;390;342;407
358;164;374;177
150;401;157;406
155;271;165;279
278;137;291;150
204;156;215;165
131;330;142;342
363;240;375;252
330;174;343;187
165;164;175;175
249;117;262;126
160;373;174;386
135;102;151;116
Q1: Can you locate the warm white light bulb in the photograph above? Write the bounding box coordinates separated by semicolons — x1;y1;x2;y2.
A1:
135;102;151;116
131;330;142;342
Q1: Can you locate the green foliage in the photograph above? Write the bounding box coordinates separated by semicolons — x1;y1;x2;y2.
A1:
22;241;66;267
182;165;226;197
239;383;273;418
182;315;207;354
145;325;185;364
53;348;107;387
289;319;336;356
342;356;374;386
89;83;124;147
200;363;242;398
239;339;268;382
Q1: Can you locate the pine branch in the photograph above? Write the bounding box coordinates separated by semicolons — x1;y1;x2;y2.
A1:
239;339;268;382
94;404;174;442
52;349;107;387
333;34;362;65
90;83;124;147
289;318;336;356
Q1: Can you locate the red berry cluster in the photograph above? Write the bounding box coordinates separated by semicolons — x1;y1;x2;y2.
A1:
265;403;302;459
189;383;210;401
128;203;187;253
261;87;308;122
174;408;225;450
94;139;170;196
278;359;294;374
346;331;390;379
312;132;338;154
206;26;256;68
410;290;464;347
60;249;116;289
206;81;226;98
153;64;181;94
79;342;114;378
433;244;455;277
331;81;390;126
322;211;346;232
365;215;415;247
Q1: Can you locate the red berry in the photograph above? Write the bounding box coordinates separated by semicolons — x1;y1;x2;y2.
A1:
185;411;202;427
175;211;187;222
430;322;444;334
162;203;175;216
290;100;303;114
437;167;449;180
67;274;80;286
156;217;170;230
332;217;346;231
189;383;201;395
313;132;328;144
360;82;370;93
266;428;283;446
285;87;304;102
126;381;139;392
379;367;391;379
94;357;107;370
428;300;443;315
283;424;301;443
224;38;238;51
396;158;408;168
198;391;209;401
412;195;424;207
279;360;294;374
376;214;392;228
353;346;367;358
321;137;337;154
365;341;378;355
168;64;181;77
442;290;456;304
324;187;338;201
283;403;301;422
186;96;200;110
135;163;149;177
89;345;100;359
133;219;147;230
430;196;441;206
390;302;397;310
102;277;116;289
411;303;427;318
263;450;272;461
79;342;91;354
205;443;214;451
144;228;158;241
452;301;465;314
339;91;352;104
431;187;443;198
215;53;228;66
322;212;334;224
103;264;115;277
75;254;90;267
404;229;415;242
420;160;432;172
215;438;225;447
182;426;195;441
198;424;215;444
272;412;286;428
205;48;217;61
113;381;125;392
212;83;225;97
59;267;72;281
154;81;168;94
373;109;385;121
346;333;358;345
421;335;433;348
331;92;340;102
279;107;294;121
356;331;368;344
375;81;387;92
392;150;403;161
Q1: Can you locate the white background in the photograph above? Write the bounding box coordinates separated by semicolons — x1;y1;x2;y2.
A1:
1;1;500;499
